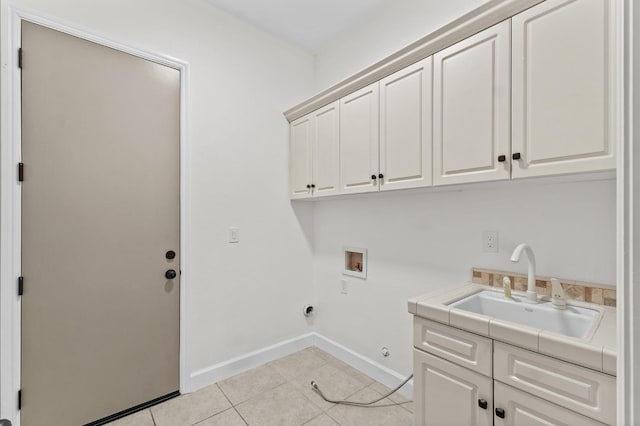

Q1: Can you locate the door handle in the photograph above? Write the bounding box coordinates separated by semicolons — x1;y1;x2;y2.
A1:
165;269;177;279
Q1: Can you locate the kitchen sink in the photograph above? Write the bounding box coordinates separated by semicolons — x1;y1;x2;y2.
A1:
448;290;600;338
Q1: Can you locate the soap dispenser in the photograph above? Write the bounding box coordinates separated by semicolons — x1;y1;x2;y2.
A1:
503;276;512;299
550;278;567;309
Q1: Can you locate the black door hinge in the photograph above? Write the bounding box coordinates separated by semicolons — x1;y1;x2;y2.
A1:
18;276;24;296
18;163;24;182
18;389;21;410
18;48;22;69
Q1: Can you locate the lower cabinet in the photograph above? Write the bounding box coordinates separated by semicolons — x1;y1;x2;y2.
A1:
414;349;492;426
413;319;615;426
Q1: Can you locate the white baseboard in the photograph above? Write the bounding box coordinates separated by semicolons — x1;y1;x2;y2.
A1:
188;332;413;401
313;334;414;400
189;333;316;392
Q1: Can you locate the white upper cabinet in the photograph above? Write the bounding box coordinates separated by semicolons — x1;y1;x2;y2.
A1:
290;115;313;199
340;82;380;194
290;101;340;199
379;57;433;191
289;0;619;200
312;101;340;197
511;0;616;178
433;20;511;186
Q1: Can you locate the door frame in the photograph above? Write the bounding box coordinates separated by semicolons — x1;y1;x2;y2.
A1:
0;7;191;424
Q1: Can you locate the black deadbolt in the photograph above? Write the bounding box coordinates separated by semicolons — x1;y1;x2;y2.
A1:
166;250;176;260
478;399;488;410
165;269;177;279
495;408;505;419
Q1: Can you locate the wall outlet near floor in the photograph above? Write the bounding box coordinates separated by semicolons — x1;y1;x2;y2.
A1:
340;279;348;294
482;230;498;252
229;227;240;243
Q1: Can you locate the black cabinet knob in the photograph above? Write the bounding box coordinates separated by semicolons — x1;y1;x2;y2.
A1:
378;173;384;179
165;250;176;260
495;408;505;419
512;153;521;160
371;174;377;180
165;269;177;279
478;399;488;410
306;184;311;189
497;155;506;162
311;184;316;188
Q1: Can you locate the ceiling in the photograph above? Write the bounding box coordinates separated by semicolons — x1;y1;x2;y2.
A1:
205;0;390;52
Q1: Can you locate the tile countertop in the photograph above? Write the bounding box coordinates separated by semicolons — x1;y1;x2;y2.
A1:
408;283;617;376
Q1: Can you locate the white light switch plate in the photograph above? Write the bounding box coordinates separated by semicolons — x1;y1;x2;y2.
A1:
229;227;240;243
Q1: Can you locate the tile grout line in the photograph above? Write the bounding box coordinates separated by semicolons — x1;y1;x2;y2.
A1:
189;407;241;426
300;412;336;426
182;384;239;426
149;407;157;426
216;382;234;407
232;406;250;426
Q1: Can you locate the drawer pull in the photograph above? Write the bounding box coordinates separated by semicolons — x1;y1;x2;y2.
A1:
495;407;506;419
478;399;488;410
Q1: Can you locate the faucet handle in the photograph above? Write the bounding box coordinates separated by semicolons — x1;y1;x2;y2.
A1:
550;278;567;309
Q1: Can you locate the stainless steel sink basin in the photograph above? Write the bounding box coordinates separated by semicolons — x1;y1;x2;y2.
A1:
449;290;600;338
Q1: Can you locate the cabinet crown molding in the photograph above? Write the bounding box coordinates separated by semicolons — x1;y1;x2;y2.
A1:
283;0;545;122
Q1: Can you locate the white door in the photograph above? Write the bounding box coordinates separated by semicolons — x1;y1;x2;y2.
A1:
340;82;380;194
312;101;340;197
290;115;313;199
21;21;180;425
414;349;493;426
379;57;433;191
433;21;511;186
512;0;615;178
493;382;606;426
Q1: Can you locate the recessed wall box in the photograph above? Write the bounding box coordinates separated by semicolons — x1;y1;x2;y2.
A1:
343;246;367;279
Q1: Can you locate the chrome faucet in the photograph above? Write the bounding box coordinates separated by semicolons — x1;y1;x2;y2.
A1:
510;243;538;303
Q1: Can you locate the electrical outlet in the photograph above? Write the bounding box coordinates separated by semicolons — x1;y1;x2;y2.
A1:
482;230;498;253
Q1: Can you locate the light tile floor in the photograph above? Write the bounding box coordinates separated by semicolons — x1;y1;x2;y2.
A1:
107;347;413;426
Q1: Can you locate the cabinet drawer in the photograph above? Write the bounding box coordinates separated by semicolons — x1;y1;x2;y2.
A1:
414;349;492;426
494;342;616;425
494;381;605;426
414;317;492;376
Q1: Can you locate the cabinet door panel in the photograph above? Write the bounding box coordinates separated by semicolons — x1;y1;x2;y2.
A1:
379;57;432;191
494;342;616;425
433;21;510;185
290;115;313;199
512;0;616;177
414;317;492;377
494;382;606;426
340;82;379;194
313;101;340;197
414;349;492;426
